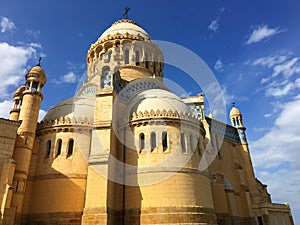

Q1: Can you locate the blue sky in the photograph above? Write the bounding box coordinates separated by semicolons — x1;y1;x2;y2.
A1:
0;0;300;223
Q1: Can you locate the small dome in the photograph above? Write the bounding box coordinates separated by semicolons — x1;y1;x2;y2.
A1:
28;65;46;75
42;97;94;121
230;106;241;118
13;85;26;97
130;89;190;115
99;19;150;40
26;65;47;84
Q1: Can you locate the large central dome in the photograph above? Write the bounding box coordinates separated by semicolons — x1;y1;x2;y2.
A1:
99;19;150;40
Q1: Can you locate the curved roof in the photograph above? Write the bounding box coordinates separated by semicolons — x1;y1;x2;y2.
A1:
130;89;190;115
230;106;242;117
13;85;26;97
42;97;94;121
99;19;150;40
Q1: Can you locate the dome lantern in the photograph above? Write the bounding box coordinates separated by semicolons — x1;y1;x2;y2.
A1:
86;19;164;81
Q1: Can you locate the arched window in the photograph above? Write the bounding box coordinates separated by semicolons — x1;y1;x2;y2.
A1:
135;50;140;66
101;66;111;88
56;139;62;157
124;49;129;64
150;132;156;152
162;131;168;152
67;139;74;157
139;133;145;152
145;53;149;68
181;133;186;153
45;140;51;158
190;135;194;152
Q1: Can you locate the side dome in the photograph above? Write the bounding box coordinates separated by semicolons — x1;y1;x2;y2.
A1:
42;97;94;122
130;89;191;117
100;19;150;40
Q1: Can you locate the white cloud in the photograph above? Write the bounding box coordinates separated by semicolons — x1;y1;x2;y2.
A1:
0;99;47;122
251;96;300;223
265;82;294;97
38;109;47;121
0;42;37;98
251;95;300;168
253;55;288;68
264;113;272;118
29;42;42;49
252;53;300;97
0;100;13;118
214;59;224;72
54;71;78;84
246;24;283;44
0;17;16;33
208;19;219;32
272;57;300;78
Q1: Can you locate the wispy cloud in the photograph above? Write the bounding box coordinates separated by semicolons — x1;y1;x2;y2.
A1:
272;57;300;78
246;24;284;44
54;71;78;84
0;17;16;33
214;59;224;72
251;53;300;97
26;29;40;39
253;55;289;68
208;19;219;32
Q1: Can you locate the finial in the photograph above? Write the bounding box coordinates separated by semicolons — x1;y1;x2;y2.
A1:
123;7;131;19
37;57;42;66
232;102;235;108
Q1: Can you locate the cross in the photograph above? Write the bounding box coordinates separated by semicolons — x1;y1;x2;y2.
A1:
123;7;130;19
232;102;236;107
37;57;42;66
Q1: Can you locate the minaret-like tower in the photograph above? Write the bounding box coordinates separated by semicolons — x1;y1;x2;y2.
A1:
10;64;46;224
9;86;26;121
229;104;258;204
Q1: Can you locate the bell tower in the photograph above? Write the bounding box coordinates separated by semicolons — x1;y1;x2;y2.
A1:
10;63;46;224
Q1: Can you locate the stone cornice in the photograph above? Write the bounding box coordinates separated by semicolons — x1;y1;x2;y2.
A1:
37;116;92;135
131;109;199;123
0;118;21;126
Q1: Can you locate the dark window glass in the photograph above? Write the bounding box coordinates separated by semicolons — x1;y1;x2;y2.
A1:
140;133;145;152
181;133;186;153
46;140;51;158
150;132;156;151
135;51;140;66
67;139;74;157
56;139;62;157
162;132;168;152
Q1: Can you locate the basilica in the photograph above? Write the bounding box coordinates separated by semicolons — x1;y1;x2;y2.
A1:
0;18;294;225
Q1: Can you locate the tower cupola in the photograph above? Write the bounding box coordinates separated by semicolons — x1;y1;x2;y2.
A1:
9;85;26;120
25;63;47;93
230;103;244;128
